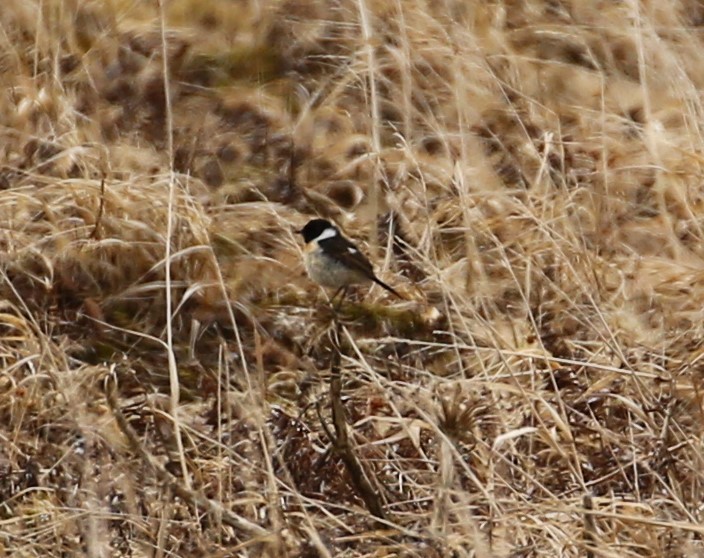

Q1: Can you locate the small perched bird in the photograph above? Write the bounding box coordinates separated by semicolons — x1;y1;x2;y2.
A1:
298;218;403;303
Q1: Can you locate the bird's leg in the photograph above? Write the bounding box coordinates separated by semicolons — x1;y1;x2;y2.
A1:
331;286;348;312
329;286;343;309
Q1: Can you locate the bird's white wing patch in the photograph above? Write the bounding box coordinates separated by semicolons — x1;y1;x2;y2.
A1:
312;226;338;243
348;247;357;254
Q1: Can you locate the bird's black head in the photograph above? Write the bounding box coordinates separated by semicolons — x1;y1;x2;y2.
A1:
299;219;336;243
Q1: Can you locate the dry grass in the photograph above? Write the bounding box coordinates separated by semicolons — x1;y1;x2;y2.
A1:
1;0;704;556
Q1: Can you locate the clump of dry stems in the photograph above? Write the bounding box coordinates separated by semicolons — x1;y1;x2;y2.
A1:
1;0;704;556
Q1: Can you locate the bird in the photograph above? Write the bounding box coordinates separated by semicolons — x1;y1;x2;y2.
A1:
297;218;404;304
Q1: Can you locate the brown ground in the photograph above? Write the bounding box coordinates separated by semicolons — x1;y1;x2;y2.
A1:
2;0;704;556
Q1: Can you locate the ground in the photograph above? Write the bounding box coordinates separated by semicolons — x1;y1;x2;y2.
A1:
1;0;704;556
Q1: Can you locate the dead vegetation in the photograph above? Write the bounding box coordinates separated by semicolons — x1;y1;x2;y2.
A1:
1;0;704;556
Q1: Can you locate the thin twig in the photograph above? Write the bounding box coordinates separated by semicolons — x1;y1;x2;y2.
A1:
157;0;190;490
327;318;387;520
104;374;268;538
583;493;596;558
90;177;106;240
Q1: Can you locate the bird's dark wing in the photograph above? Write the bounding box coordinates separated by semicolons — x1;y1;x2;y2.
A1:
320;235;404;299
319;235;375;278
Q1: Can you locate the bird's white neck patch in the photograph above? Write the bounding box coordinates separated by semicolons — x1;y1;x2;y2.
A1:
313;226;338;243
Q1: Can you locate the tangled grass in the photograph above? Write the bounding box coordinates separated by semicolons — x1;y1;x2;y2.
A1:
1;0;704;556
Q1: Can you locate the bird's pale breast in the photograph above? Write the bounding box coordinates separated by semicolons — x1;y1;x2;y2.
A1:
305;246;370;288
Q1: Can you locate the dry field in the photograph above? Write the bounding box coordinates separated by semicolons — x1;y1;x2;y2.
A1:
2;0;704;556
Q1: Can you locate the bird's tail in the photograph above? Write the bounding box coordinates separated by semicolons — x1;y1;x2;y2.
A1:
374;277;405;300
